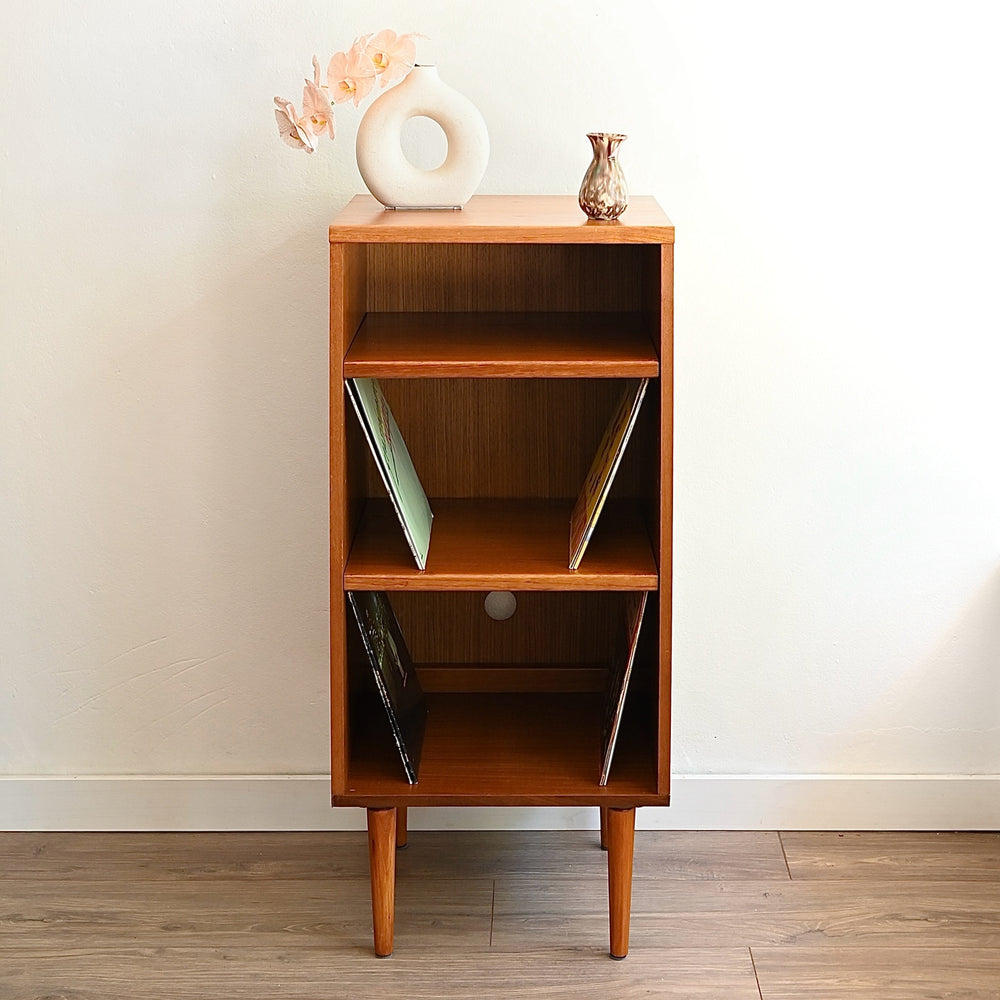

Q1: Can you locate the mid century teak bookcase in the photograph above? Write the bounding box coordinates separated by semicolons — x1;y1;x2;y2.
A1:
329;194;674;959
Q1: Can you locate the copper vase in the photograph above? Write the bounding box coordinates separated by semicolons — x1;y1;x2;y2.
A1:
578;132;628;220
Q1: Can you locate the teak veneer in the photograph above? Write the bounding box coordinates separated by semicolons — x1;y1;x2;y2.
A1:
345;498;658;591
329;194;676;244
330;194;674;959
344;311;659;378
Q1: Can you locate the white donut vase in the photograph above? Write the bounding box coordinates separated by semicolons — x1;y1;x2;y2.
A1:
356;65;490;209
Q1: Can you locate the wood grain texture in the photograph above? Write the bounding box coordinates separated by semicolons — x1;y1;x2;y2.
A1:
751;947;1000;1000
362;377;652;500
2;832;997;997
328;198;673;940
391;831;790;882
345;498;658;591
491;877;1000;951
631;831;790;882
0;948;760;1000
607;808;636;958
0;831;787;882
331;201;671;821
330;195;675;244
0;832;371;881
340;693;661;807
344;312;659;377
366;243;652;312
0;876;492;950
330;241;368;794
367;807;397;956
780;831;1000;881
391;590;627;668
655;243;674;797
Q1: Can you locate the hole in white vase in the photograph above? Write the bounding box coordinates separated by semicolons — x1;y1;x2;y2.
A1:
400;115;448;171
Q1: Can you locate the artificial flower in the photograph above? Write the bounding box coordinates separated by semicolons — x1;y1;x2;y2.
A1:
273;96;317;153
274;29;419;153
301;78;334;139
327;37;376;107
366;29;417;87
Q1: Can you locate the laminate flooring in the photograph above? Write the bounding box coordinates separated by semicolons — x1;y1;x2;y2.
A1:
1;830;998;998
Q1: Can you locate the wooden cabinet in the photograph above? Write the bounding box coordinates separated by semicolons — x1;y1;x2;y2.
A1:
329;195;674;958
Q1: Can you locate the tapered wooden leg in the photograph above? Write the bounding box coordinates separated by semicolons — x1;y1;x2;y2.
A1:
606;807;636;960
396;806;408;849
600;807;609;850
367;807;396;957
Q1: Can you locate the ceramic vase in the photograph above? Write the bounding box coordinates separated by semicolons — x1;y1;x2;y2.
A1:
356;65;489;209
578;132;628;220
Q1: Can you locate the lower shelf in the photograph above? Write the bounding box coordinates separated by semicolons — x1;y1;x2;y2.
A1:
335;692;665;808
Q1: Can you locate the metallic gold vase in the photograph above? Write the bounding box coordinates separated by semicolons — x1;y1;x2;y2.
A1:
578;132;628;220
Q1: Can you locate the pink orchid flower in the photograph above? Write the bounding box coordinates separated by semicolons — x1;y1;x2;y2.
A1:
273;29;421;152
301;77;334;140
366;29;417;87
327;36;376;107
273;96;317;153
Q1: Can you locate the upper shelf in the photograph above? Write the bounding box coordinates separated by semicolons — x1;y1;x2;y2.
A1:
343;312;660;378
330;195;675;245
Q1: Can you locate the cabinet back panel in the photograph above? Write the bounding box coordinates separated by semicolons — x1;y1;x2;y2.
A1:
359;379;655;500
367;244;652;312
388;591;623;666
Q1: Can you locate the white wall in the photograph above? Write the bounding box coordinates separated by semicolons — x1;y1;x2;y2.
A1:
3;0;999;830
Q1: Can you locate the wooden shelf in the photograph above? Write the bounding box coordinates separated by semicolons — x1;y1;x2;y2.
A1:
344;312;659;378
329;195;675;245
329;193;673;957
344;498;658;591
337;692;662;807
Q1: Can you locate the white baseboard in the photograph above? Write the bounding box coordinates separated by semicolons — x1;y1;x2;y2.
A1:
1;774;997;831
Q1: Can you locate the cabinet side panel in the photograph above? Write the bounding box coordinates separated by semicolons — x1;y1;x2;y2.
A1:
657;243;674;797
368;244;645;312
330;242;368;795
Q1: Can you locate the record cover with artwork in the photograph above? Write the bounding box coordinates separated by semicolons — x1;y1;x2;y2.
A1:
347;377;433;570
348;590;427;784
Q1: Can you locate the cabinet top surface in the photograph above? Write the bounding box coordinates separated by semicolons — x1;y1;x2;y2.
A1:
329;195;674;244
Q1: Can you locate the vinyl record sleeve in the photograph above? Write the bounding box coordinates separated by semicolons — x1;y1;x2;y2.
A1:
599;591;649;786
348;590;427;784
569;378;648;570
347;377;433;570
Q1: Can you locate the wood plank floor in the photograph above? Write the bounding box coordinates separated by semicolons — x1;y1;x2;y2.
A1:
1;830;998;998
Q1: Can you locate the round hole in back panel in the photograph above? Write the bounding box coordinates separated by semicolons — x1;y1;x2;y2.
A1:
484;591;517;621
